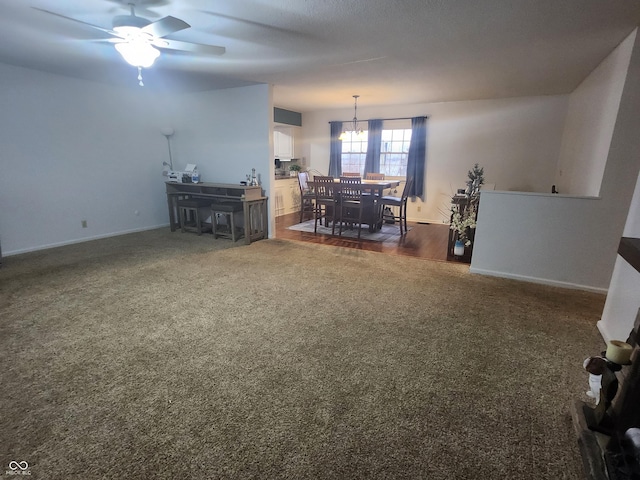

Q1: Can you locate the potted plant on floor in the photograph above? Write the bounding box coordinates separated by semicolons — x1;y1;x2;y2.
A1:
449;164;484;257
450;203;477;256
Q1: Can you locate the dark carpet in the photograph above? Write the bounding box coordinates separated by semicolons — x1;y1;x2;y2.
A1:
0;228;605;479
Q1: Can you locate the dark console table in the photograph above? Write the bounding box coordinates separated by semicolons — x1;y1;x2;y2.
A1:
165;182;267;245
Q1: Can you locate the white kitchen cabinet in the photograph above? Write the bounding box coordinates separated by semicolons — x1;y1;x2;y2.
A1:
274;126;294;159
274;178;301;217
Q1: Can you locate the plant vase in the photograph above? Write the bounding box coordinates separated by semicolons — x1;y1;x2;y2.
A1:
454;240;465;256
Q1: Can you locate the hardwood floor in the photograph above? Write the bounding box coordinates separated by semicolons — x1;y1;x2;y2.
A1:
275;212;456;262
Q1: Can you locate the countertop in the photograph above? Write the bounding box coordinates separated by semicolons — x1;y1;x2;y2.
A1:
275;175;298;180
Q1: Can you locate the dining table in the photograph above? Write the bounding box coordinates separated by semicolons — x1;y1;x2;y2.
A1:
307;178;400;194
306;178;401;232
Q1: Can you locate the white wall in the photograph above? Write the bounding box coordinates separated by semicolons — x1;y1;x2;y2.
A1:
599;259;640;340
471;29;640;292
623;174;640;240
0;63;272;255
555;31;636;196
472;191;607;291
598;169;640;341
301;96;568;224
164;84;274;234
167;86;272;186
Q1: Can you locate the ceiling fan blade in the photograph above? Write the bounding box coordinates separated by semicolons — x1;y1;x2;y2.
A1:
32;7;115;36
153;39;226;56
86;38;123;44
142;16;190;38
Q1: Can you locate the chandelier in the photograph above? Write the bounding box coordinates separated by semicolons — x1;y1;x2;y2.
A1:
339;95;364;140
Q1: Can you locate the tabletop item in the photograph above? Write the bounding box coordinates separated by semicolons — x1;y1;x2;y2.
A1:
606;340;633;365
248;168;258;186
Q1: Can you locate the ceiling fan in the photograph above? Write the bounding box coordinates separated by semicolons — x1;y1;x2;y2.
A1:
33;2;226;86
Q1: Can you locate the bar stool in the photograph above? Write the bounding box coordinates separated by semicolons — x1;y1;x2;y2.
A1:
177;197;212;235
211;202;244;242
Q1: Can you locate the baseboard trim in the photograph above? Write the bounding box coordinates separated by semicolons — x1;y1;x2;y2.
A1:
408;217;446;224
4;224;170;256
469;266;608;294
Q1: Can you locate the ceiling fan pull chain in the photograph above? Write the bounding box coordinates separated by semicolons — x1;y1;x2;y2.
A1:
137;66;144;87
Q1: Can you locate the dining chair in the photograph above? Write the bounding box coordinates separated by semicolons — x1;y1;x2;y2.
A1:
380;176;414;235
313;176;338;234
341;172;361;177
365;172;385;180
338;176;366;239
365;172;387;196
297;171;315;223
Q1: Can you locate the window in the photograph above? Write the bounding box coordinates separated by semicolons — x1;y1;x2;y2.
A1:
380;128;411;177
340;126;411;177
340;130;368;175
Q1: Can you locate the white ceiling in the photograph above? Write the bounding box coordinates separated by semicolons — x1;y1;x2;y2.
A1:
1;0;639;112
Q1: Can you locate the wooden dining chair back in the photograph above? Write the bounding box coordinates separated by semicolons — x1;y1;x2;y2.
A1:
313;176;338;234
339;176;362;187
338;177;366;239
364;172;387;196
381;176;414;235
338;175;362;201
297;171;315;223
365;173;385;180
341;172;361;177
298;171;310;190
313;176;336;199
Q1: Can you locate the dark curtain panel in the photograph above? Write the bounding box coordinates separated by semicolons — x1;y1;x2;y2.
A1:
328;121;343;177
406;116;427;197
363;119;383;175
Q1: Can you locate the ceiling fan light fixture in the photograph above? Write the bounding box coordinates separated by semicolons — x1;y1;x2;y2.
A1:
33;5;225;87
115;41;160;68
113;25;142;37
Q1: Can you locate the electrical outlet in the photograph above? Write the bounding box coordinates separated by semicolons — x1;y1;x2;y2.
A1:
81;220;87;228
416;206;421;212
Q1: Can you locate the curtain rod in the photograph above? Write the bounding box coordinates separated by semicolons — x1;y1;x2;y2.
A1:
328;115;429;124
